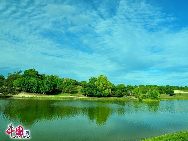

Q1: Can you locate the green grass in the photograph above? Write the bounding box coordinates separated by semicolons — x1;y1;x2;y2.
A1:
7;90;188;101
10;92;139;102
160;93;188;100
182;90;188;92
143;131;188;141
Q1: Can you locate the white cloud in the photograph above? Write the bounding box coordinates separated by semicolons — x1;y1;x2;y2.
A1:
0;0;188;85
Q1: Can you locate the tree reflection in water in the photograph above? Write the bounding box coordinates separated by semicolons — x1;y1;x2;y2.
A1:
1;99;160;126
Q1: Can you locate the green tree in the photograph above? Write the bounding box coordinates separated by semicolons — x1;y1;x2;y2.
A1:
23;69;39;78
61;78;78;94
43;75;62;94
13;69;40;93
0;75;5;87
82;75;113;97
0;75;5;93
164;85;174;96
3;71;22;94
132;87;144;101
147;88;160;99
95;75;113;97
112;84;127;97
82;77;97;96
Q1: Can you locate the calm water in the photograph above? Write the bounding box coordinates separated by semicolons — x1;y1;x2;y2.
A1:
0;99;188;141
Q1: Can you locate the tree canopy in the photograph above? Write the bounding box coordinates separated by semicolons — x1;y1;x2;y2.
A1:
0;68;186;100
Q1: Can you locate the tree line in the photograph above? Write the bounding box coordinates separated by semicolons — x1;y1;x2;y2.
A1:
0;69;187;99
0;69;78;95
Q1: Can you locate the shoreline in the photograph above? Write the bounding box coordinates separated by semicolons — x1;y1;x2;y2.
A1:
143;131;188;141
1;92;188;101
9;93;139;102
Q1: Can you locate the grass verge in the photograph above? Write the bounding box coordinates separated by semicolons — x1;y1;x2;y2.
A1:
160;93;188;100
9;92;138;102
143;131;188;141
2;91;188;101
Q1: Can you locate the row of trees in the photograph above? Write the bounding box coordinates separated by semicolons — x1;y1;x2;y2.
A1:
0;69;78;95
81;75;177;99
0;69;187;99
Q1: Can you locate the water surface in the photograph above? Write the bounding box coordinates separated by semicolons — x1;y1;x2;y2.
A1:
0;99;188;141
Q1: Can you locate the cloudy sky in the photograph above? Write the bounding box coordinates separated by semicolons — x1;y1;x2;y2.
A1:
0;0;188;86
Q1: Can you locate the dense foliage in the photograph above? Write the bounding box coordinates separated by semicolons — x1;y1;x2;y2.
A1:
81;75;114;97
0;69;78;95
0;69;187;100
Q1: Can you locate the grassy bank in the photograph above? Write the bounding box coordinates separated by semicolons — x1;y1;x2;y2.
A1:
143;131;188;141
160;93;188;100
9;92;138;102
2;91;188;101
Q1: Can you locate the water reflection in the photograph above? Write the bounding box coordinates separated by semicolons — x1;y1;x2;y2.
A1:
87;106;112;125
1;99;188;141
0;99;162;126
146;102;160;112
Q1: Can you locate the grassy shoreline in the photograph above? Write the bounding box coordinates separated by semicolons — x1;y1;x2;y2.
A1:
160;93;188;100
5;92;138;101
143;131;188;141
1;92;188;101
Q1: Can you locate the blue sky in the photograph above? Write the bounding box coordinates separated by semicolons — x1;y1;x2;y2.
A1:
0;0;188;86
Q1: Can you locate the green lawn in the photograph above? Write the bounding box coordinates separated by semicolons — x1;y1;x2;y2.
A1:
7;90;188;101
10;92;139;101
160;93;188;100
143;131;188;141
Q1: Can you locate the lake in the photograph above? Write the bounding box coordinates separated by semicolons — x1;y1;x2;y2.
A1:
0;99;188;141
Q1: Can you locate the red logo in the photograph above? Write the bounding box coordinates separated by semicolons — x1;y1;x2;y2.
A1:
5;123;31;139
